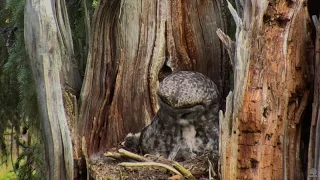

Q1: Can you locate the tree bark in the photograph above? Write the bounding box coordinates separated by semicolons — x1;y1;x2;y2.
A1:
310;13;320;180
220;1;312;179
78;0;228;157
24;0;81;179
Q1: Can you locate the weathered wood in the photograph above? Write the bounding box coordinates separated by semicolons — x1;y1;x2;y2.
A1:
78;0;228;156
310;14;320;180
220;0;311;179
24;0;80;179
216;28;235;68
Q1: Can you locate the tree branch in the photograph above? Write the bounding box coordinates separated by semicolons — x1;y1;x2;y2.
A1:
216;28;235;68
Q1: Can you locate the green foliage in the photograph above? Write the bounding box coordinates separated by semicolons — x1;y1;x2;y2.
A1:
3;0;38;122
0;0;44;179
92;0;98;8
15;143;44;180
0;171;17;180
0;140;17;180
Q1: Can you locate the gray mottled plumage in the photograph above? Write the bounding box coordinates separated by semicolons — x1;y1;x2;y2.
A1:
124;71;220;161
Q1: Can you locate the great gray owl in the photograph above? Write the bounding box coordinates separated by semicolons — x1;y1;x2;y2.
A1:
124;71;220;161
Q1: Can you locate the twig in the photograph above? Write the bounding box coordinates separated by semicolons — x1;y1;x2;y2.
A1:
119;168;123;180
216;28;235;69
209;159;212;179
208;158;216;180
119;162;182;176
172;162;196;180
118;148;151;162
107;149;198;179
104;152;123;160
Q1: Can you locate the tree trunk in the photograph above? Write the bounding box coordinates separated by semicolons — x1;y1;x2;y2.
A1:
78;0;228;156
310;11;320;180
22;0;318;179
24;0;228;179
220;1;312;179
24;0;81;179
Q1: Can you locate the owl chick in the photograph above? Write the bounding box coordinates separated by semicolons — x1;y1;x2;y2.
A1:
124;71;220;161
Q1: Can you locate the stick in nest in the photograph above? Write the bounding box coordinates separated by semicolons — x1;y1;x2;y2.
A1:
104;152;122;160
105;148;197;179
118;148;151;162
172;162;196;180
208;158;217;180
119;162;182;176
104;148;151;162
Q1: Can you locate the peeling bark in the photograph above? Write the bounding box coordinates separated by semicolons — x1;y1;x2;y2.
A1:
220;1;312;179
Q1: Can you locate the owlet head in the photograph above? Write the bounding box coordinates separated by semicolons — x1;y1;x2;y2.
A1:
158;71;219;108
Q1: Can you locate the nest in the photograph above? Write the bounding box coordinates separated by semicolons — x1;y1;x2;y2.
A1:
88;148;219;180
